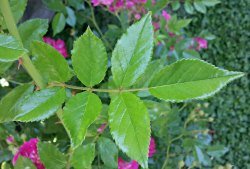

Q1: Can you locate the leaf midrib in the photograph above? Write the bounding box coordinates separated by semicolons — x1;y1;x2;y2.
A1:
120;94;146;166
149;73;242;89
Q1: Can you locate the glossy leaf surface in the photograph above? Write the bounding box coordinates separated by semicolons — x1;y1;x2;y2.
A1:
32;41;72;83
0;34;27;62
71;143;95;169
38;142;67;169
62;92;102;148
72;28;108;87
14;87;66;122
149;59;244;102
18;19;48;50
108;92;150;168
0;84;34;123
111;13;153;88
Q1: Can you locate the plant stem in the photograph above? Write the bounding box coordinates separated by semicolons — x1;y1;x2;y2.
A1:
49;82;149;93
85;0;113;50
0;0;46;89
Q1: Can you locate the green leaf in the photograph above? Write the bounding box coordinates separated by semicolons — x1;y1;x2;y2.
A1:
71;143;95;169
98;137;118;168
32;41;72;83
68;0;84;10
38;142;67;169
66;7;76;27
14;156;36;169
52;13;66;36
184;1;194;14
62;92;102;148
207;145;228;158
133;60;164;97
149;59;244;102
14;87;66;122
0;84;34;123
9;0;27;23
0;34;27;62
194;1;207;13
168;16;192;35
202;0;220;7
0;62;12;75
111;13;153;88
42;0;66;13
72;28;108;87
108;92;150;168
18;19;48;50
171;1;180;11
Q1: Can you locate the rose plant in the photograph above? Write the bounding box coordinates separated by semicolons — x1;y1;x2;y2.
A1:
0;0;244;169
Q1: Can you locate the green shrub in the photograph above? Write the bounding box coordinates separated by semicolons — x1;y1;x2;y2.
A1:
189;0;250;168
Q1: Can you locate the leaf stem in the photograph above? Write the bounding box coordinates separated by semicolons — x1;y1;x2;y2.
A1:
49;82;149;93
0;0;46;89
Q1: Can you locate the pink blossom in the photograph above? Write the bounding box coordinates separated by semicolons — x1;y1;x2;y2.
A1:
194;37;208;50
153;22;160;31
162;10;171;21
102;0;114;6
43;37;68;58
97;123;107;133
118;157;139;169
92;0;100;6
148;137;156;157
12;138;45;169
6;136;14;144
134;13;141;20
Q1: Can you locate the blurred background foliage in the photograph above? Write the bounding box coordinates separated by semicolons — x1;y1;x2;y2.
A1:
188;0;250;168
0;0;249;168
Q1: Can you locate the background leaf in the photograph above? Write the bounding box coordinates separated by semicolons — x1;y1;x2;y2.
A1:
52;13;66;36
111;13;153;88
71;143;95;169
18;19;48;50
149;59;244;102
98;137;118;168
194;1;207;13
32;41;72;84
0;84;33;123
72;28;108;87
0;62;12;75
108;92;150;168
0;34;27;62
62;91;102;148
38;142;67;169
14;87;66;122
14;156;36;169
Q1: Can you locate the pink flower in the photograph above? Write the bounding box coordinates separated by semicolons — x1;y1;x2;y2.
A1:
12;138;45;169
148;137;156;157
43;37;68;58
134;13;141;20
162;10;171;21
194;37;208;50
92;0;101;6
6;136;14;144
97;123;107;133
118;157;139;169
102;0;114;5
153;22;160;31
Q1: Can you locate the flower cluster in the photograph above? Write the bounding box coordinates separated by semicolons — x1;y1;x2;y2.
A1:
12;138;45;169
43;37;68;58
118;137;156;169
92;0;148;20
194;37;208;50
